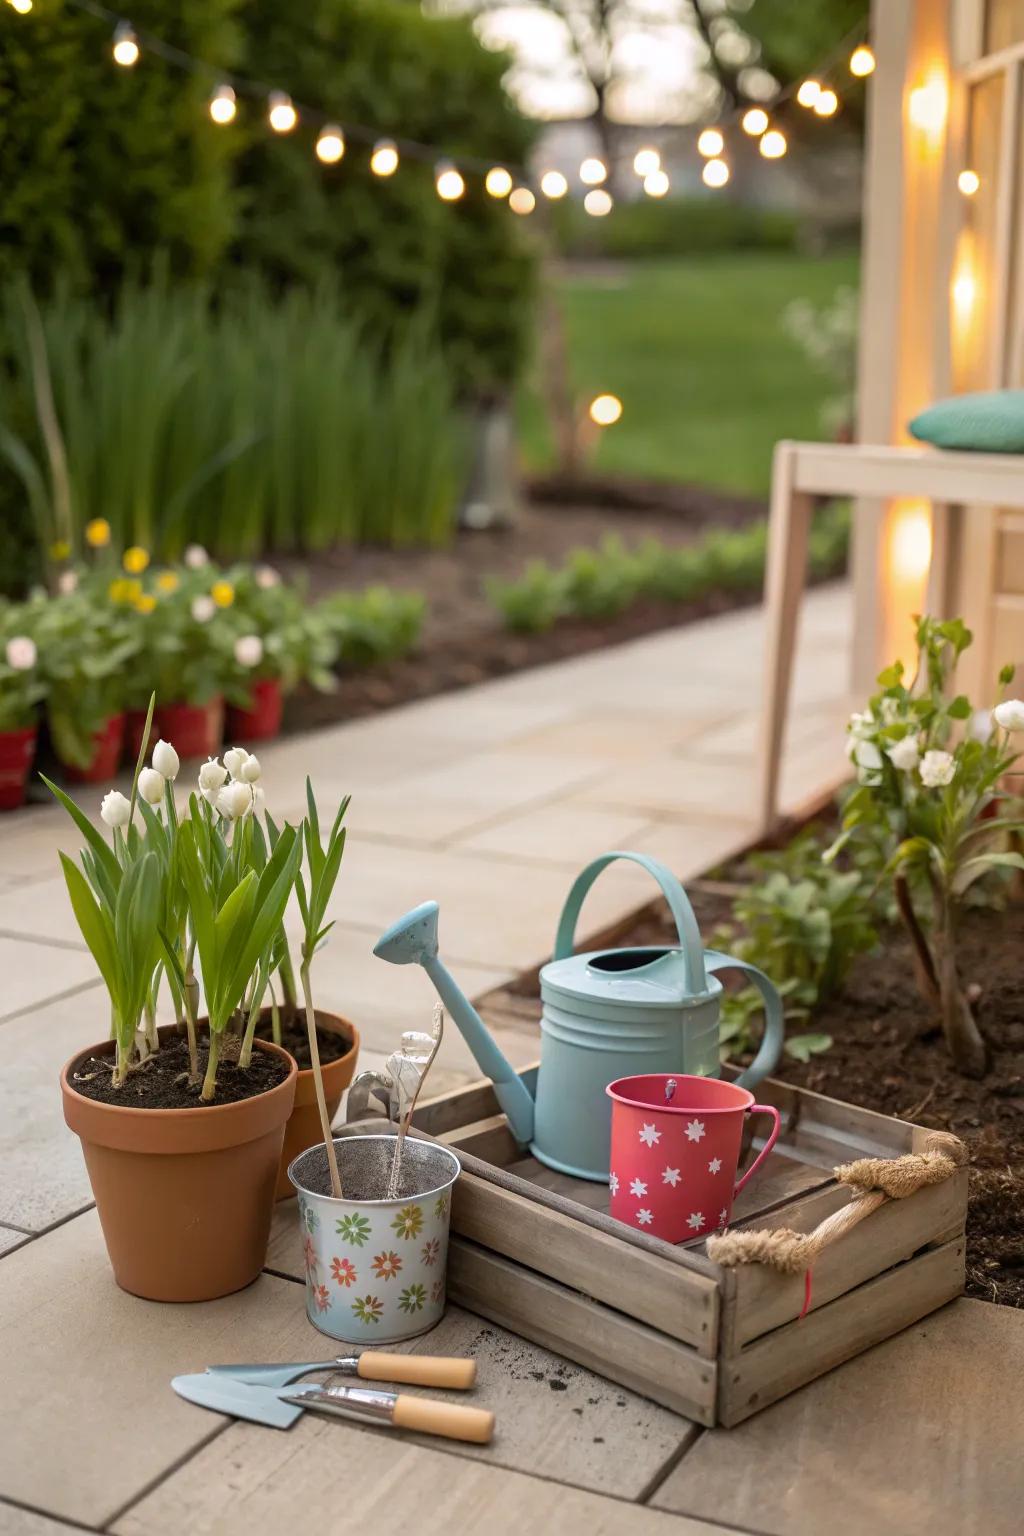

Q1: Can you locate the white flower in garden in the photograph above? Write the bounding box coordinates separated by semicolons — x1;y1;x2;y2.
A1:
239;753;261;784
920;749;956;788
887;735;920;772
256;566;280;589
100;790;131;828
847;709;874;739
221;780;254;820
152;740;179;780
5;636;37;671
879;697;902;724
233;634;263;669
969;709;994;743
184;544;209;569
252;785;266;817
994;699;1024;732
198;757;228;794
57;571;79;596
223;745;248;777
137;767;165;805
852;738;883;773
191;595;215;623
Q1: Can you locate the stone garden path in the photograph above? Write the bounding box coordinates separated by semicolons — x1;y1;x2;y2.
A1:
1;580;1021;1535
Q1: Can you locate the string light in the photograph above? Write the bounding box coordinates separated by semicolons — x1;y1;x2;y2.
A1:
958;169;980;196
644;169;669;197
697;128;724;158
909;78;948;134
8;0;33;12
742;108;769;136
435;161;465;201
850;45;875;77
584;188;613;217
589;394;622;426
485;166;512;198
797;79;821;108
370;138;399;177
814;88;839;117
759;129;787;159
208;84;237;125
580;157;607;186
112;21;140;67
702;158;729;188
540;170;568;199
316;124;345;164
633;147;660;177
508;186;535;215
267;91;297;134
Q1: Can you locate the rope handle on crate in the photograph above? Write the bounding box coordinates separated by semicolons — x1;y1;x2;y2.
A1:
706;1131;967;1318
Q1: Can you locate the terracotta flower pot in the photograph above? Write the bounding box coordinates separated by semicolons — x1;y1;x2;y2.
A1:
126;699;225;764
62;714;126;785
227;677;285;743
61;1026;297;1302
275;1010;360;1200
0;724;38;811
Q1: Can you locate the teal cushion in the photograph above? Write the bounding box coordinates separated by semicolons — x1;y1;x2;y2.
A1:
909;390;1024;452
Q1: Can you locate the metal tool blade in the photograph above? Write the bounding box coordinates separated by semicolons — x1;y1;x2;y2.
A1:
205;1359;344;1390
171;1372;303;1428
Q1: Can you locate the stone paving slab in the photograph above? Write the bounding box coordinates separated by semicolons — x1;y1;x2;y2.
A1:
0;934;98;1024
652;1299;1024;1536
0;1506;85;1536
0;1227;28;1258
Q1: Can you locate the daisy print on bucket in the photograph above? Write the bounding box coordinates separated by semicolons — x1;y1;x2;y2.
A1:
606;1074;780;1244
290;1134;459;1344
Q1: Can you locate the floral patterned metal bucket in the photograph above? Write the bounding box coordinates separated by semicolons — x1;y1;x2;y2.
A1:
289;1135;460;1345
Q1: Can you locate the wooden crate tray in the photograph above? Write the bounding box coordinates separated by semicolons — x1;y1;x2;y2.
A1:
349;1064;966;1428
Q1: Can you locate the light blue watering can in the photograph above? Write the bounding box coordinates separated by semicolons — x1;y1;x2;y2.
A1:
373;851;784;1182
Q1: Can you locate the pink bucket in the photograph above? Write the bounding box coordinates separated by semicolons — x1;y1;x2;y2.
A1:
606;1073;780;1244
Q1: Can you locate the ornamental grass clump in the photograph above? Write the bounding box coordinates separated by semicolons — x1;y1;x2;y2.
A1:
832;616;1024;1077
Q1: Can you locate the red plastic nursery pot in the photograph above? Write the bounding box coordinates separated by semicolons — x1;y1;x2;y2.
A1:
62;714;126;785
126;698;225;763
226;677;284;743
0;724;38;810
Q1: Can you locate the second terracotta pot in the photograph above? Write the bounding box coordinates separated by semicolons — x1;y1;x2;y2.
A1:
274;1009;360;1199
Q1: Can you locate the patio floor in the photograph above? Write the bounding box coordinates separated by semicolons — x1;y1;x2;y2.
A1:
2;580;1020;1535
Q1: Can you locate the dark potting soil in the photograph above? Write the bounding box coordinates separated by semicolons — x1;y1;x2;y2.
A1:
69;1033;289;1110
254;1015;351;1071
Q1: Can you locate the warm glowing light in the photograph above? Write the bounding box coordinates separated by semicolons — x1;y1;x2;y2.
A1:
702;158;730;188
485;166;512;198
797;79;821;108
958;169;980;196
8;0;33;12
697;127;724;158
909;77;948;135
589;394;622;427
849;46;875;77
370;138;399;176
209;83;237;124
888;503;933;582
644;169;670;197
112;22;140;67
952;269;977;320
584;188;613;216
633;147;660;177
268;91;297;134
580;157;607;185
540;170;568;199
814;89;839;117
436;162;465;201
508;186;535;215
315;125;345;164
742;108;769;137
759;130;787;160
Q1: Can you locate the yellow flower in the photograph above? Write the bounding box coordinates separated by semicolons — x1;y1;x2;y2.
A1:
108;577;142;605
135;593;157;615
123;546;150;575
211;580;235;608
155;570;180;594
50;540;71;561
85;518;111;549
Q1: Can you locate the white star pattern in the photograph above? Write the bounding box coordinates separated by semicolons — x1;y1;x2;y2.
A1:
609;1172;619;1196
685;1119;705;1143
719;1208;729;1227
708;1157;722;1174
686;1211;705;1232
636;1209;653;1226
661;1167;681;1187
638;1122;662;1147
629;1177;648;1198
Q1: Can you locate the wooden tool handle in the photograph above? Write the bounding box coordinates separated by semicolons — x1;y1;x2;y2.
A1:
392;1394;494;1444
358;1352;477;1390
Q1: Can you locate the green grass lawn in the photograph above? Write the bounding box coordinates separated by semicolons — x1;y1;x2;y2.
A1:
517;251;860;498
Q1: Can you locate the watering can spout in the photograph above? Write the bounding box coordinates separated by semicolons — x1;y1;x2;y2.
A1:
374;903;535;1147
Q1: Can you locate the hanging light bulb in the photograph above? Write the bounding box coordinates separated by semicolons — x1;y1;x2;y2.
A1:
644;169;670;197
208;84;237;125
697;127;724;158
850;45;876;77
797;79;821;108
540;170;569;199
112;21;140;67
742;108;769;137
268;91;298;133
759;129;787;159
702;158;730;188
508;186;536;215
485;166;513;198
584;188;613;217
316;124;345;164
814;88;839;117
589;394;623;426
958;169;980;196
435;161;465;201
370;138;399;176
580;157;607;186
633;147;660;177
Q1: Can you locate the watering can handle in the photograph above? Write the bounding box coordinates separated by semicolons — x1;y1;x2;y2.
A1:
704;950;785;1091
553;851;707;993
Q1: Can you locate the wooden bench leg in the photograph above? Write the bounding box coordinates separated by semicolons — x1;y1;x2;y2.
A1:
756;444;814;833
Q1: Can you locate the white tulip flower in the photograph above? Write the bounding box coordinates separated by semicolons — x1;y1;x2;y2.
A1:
920;749;956;788
256;566;280;589
994;698;1024;732
198;757;228;794
100;790;132;828
184;544;210;569
221;780;254;820
223;746;248;777
5;636;37;671
887;735;920;772
57;570;79;596
152;739;179;779
969;709;994;743
137;767;166;805
191;595;216;623
234;634;263;668
252;785;266;816
239;753;261;784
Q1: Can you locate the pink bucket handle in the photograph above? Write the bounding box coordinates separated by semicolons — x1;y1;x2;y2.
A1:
733;1104;781;1197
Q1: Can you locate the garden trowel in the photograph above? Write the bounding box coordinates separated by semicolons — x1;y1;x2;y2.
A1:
205;1351;477;1390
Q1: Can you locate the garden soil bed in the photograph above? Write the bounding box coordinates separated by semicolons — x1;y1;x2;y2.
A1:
254;1015;350;1070
69;1034;289;1110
